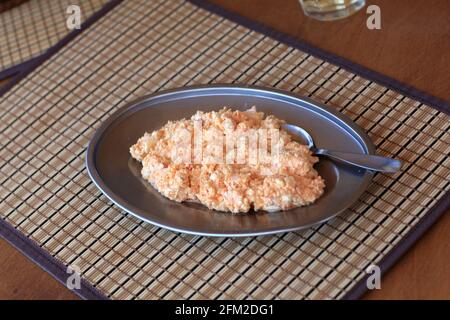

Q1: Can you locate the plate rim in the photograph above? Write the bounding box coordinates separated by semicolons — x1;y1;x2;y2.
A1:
86;84;375;237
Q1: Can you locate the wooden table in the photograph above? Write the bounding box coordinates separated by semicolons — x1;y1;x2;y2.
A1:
0;0;448;299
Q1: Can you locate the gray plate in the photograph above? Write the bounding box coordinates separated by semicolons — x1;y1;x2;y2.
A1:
86;85;374;237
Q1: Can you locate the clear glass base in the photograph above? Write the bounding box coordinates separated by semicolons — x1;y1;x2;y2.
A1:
301;0;366;21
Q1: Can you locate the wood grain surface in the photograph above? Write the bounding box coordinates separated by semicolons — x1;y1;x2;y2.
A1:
0;0;449;300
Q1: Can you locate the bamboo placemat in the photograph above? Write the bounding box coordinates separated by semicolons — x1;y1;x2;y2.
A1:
0;0;109;78
0;0;448;299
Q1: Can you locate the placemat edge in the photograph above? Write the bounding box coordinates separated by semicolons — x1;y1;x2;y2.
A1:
0;217;108;300
342;191;450;299
0;58;38;81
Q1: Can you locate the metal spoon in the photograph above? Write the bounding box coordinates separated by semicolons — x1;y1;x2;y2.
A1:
283;124;402;173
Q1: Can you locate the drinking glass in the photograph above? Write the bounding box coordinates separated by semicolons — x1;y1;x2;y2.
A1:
299;0;366;21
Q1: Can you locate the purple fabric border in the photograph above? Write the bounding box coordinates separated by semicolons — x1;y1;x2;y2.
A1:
0;0;448;300
0;218;108;300
0;0;123;300
342;191;450;299
0;59;33;80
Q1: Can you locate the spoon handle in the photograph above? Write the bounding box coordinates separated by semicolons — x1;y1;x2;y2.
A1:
314;149;402;173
